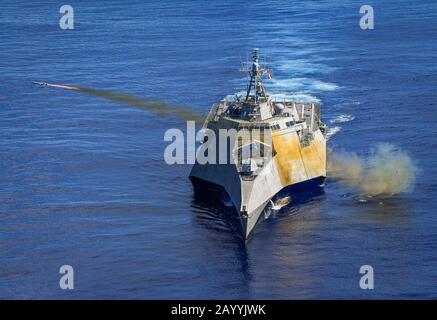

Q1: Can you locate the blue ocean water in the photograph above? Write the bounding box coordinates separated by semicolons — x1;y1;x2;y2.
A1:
0;0;436;299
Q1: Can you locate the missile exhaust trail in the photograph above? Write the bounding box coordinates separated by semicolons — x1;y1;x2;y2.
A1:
32;81;205;122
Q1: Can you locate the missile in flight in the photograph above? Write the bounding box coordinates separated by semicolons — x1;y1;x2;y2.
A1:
32;81;80;90
31;81;205;122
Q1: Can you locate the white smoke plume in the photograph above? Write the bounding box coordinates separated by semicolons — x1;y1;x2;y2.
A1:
328;144;417;196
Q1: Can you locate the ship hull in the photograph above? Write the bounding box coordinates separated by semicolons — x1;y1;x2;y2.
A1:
189;85;326;240
190;175;325;240
190;124;326;239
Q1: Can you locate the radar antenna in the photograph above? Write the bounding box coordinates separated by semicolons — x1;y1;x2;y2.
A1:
240;48;271;103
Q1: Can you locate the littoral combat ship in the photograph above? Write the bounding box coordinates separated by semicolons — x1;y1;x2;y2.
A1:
190;49;326;239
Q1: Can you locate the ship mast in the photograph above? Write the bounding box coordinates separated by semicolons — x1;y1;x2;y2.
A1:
243;48;267;103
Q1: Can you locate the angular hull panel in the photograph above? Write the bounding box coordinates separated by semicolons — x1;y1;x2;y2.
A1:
190;128;326;240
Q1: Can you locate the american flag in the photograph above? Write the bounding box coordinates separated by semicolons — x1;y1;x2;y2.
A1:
261;68;272;79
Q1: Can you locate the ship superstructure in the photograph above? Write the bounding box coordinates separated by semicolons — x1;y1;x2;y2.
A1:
189;49;326;239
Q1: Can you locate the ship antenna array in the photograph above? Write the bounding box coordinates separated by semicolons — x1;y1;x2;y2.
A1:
239;48;272;103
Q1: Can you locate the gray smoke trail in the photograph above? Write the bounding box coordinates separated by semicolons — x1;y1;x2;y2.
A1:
37;82;206;122
78;87;205;123
328;144;417;196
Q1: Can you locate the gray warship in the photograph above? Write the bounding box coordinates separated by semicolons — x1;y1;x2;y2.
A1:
190;49;326;239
